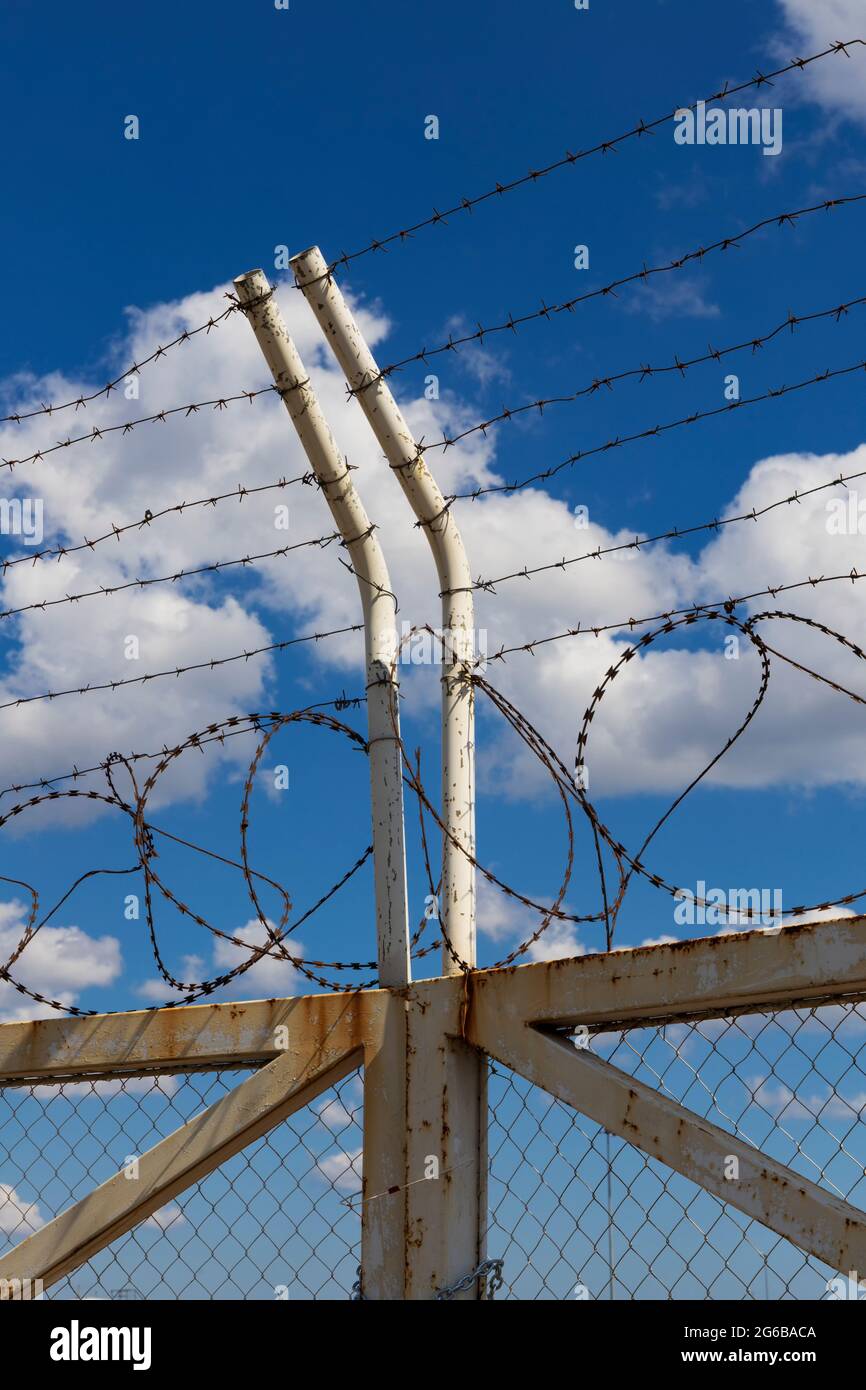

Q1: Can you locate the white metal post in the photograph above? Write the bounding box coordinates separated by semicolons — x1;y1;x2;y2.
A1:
290;248;476;978
233;270;410;989
291;249;486;1298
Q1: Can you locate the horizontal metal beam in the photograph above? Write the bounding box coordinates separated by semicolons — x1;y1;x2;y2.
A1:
0;991;386;1082
465;915;866;1031
3;916;860;1085
0;1042;360;1294
474;1018;866;1277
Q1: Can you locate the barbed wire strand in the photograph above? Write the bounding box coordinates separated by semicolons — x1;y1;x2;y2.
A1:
448;465;866;597
3;42;859;430
444;355;866;505
0;699;364;802
425;290;866;452
486;567;866;661
352;194;866;393
0;531;348;624
0;622;364;714
0;384;282;476
10;273;854;489
328;41;864;275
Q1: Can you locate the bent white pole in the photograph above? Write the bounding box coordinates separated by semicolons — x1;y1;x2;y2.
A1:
291;248;476;976
233;269;410;989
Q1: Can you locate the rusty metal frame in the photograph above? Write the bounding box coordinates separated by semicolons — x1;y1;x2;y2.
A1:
1;916;864;1298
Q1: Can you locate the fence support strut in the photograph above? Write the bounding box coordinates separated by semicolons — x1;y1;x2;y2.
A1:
233;270;410;990
292;248;486;1298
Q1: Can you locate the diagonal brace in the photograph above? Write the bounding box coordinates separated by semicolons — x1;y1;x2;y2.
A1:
473;1016;866;1276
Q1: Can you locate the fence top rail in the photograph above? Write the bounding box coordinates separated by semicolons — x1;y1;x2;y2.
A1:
0;916;862;1082
0;990;387;1084
461;915;866;1034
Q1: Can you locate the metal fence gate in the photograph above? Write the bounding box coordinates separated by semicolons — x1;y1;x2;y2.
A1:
2;916;866;1300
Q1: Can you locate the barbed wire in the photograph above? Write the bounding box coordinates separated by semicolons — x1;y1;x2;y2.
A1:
4;35;866;1009
0;708;379;1015
0;305;239;428
0;697;364;802
0;698;448;1014
0;475;344;579
5;580;866;1010
6;266;861;496
0;383;282;476
445;355;866;504
425;290;866;452
376;602;866;974
568;607;866;944
0;621;364;714
448;465;866;597
3;42;858;438
3;425;862;638
327;41;864;275
485;567;866;661
0;530;347;624
351;193;866;394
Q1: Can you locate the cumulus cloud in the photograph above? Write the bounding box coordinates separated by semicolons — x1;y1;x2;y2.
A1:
0;1183;44;1237
0;898;121;1021
464;446;866;799
4;275;866;823
318;1146;362;1195
314;1096;358;1133
145;1201;185;1232
774;1;866;123
475;875;587;959
0;277;496;824
136;919;307;1001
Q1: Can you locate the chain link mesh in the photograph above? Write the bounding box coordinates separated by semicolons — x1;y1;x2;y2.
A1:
0;1067;362;1299
2;999;865;1300
487;999;866;1300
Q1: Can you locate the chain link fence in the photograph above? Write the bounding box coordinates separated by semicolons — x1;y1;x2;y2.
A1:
0;1066;362;1300
487;999;866;1299
2;999;864;1299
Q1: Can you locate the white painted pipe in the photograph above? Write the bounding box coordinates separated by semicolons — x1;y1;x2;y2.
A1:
233;269;410;989
291;248;476;975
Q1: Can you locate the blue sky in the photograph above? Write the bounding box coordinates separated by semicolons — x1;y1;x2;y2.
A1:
0;0;865;1021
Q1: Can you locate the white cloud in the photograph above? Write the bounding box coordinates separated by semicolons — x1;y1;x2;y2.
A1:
212;918;307;996
463;446;866;799
524;920;586;962
136;919;307;1002
0;1182;44;1236
135;955;205;1002
622;275;720;322
774;2;866;122
780;906;857;927
475;875;586;960
314;1096;357;1133
475;876;530;943
0;899;121;1021
145;1201;185;1232
318;1145;362;1195
30;1074;178;1100
0;277;496;825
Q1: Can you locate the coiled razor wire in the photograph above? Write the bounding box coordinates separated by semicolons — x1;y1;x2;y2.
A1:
5;601;866;1013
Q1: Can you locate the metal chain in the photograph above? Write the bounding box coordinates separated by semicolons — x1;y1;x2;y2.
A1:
435;1258;505;1300
351;1257;504;1299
